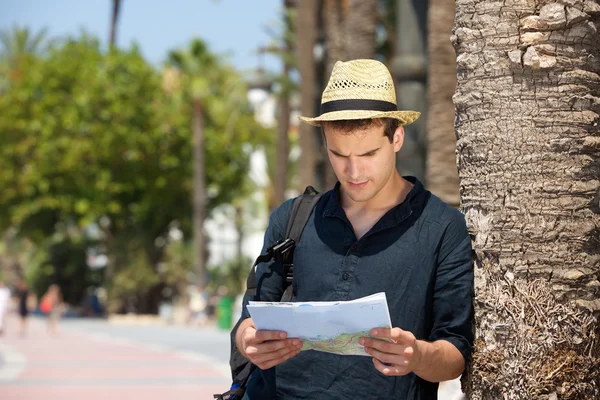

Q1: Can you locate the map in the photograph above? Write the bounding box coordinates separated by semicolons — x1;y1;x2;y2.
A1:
247;292;392;356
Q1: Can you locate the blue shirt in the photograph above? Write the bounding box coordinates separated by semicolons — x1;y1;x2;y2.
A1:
241;177;474;399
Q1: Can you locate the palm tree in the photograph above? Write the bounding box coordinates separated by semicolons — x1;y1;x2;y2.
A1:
393;0;428;182
168;39;216;294
425;0;459;207
275;3;295;206
454;0;600;398
321;0;378;189
0;25;49;58
295;0;319;191
109;0;122;48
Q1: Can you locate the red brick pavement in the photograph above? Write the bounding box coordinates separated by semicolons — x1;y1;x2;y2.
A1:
0;313;230;400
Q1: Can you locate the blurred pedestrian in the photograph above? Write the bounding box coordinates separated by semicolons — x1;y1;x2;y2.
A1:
41;284;63;335
16;280;29;337
0;281;10;335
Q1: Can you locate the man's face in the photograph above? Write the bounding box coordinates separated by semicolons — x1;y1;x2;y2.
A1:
324;122;404;204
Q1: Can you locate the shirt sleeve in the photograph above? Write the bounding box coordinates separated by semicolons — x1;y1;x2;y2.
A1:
428;207;475;364
239;198;295;321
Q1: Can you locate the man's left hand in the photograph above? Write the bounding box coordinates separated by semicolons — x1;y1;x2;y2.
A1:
359;328;422;377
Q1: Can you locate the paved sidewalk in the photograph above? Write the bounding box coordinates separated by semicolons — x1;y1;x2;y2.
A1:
0;313;230;400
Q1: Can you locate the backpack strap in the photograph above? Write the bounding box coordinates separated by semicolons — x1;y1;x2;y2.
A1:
244;186;321;300
244;253;275;297
280;186;322;302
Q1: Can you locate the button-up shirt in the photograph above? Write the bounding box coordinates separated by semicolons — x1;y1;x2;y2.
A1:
241;177;474;399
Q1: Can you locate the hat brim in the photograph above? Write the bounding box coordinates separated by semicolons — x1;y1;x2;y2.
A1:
298;110;421;127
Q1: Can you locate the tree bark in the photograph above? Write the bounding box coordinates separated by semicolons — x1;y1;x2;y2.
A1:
275;63;291;206
426;0;459;207
109;0;121;48
296;0;319;191
454;1;600;398
393;0;428;182
345;0;377;59
192;99;206;292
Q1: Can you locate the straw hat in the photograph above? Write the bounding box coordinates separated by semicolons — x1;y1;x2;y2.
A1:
299;59;420;126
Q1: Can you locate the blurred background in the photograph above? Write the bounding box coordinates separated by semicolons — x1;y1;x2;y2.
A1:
0;0;463;399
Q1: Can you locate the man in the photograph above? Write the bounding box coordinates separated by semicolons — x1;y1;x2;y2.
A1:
234;59;473;399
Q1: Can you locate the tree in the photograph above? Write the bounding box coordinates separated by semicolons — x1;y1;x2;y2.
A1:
321;0;379;188
453;1;600;398
261;3;296;207
168;38;267;293
392;0;428;181
296;0;320;191
168;39;214;294
425;0;459;207
0;25;50;58
109;0;122;48
0;35;268;310
0;25;50;91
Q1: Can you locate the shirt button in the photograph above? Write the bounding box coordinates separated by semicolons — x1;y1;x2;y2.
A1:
342;273;350;281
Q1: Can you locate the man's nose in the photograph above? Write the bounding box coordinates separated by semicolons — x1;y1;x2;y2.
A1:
345;157;362;178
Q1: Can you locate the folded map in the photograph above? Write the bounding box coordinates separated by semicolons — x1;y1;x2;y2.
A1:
247;292;392;356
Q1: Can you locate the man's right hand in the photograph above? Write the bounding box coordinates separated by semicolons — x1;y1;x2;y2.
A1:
237;318;303;370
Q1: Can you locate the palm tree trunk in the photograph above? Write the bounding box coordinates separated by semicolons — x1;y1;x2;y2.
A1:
345;0;377;59
321;0;347;189
192;99;206;292
321;0;378;190
454;1;600;398
275;66;290;205
323;0;346;76
109;0;121;48
393;0;428;181
296;0;319;191
234;204;244;260
426;0;459;207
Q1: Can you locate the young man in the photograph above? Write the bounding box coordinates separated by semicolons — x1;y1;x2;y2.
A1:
234;59;474;399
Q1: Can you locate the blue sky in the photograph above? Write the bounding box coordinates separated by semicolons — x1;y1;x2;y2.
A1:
1;0;283;73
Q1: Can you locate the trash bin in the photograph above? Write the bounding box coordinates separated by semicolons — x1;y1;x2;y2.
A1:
217;295;233;330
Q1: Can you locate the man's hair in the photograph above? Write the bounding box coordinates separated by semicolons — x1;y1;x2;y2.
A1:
320;118;399;143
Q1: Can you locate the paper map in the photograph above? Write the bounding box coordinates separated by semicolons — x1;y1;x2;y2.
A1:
247;292;392;356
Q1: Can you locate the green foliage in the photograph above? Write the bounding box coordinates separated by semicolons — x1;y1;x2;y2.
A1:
208;256;251;297
0;33;272;307
0;25;52;92
0;25;51;58
110;243;160;311
160;239;193;288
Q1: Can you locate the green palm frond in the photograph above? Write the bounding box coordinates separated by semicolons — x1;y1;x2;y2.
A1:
0;25;50;58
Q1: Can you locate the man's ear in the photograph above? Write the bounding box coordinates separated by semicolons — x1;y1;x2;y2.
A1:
393;126;404;153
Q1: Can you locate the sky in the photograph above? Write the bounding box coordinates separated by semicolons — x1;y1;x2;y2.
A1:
1;0;283;73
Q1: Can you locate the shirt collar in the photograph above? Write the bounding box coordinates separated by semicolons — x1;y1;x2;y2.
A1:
322;176;426;228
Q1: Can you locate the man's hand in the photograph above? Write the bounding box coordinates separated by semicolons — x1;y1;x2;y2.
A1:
359;328;421;377
360;328;465;382
238;319;303;370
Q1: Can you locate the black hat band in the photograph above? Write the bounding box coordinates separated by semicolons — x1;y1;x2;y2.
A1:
320;99;398;114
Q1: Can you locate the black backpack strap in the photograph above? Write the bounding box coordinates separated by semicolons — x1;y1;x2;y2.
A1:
280;186;322;302
244;253;275;297
285;186;320;241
